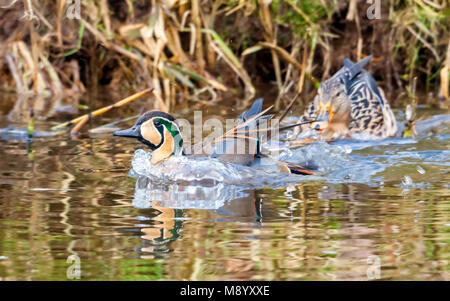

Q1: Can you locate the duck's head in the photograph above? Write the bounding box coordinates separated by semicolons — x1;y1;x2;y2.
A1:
113;111;183;165
310;55;374;137
311;78;352;134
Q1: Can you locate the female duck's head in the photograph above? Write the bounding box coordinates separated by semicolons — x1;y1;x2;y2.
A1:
311;78;352;134
310;55;373;135
113;111;184;164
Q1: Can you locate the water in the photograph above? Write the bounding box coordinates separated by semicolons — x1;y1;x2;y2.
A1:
0;104;448;281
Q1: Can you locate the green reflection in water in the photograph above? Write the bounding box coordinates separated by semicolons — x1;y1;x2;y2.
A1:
0;105;448;281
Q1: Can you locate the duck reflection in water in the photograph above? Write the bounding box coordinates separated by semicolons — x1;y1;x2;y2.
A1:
133;176;263;218
132;175;265;257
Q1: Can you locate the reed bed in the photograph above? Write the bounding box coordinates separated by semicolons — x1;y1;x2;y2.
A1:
0;0;448;120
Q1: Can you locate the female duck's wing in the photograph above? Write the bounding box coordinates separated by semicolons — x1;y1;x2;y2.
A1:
341;56;397;137
341;55;373;85
347;70;397;137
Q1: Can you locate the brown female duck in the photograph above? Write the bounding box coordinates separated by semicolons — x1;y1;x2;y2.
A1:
299;55;397;140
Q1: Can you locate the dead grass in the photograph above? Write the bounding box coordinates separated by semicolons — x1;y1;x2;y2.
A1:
0;0;448;120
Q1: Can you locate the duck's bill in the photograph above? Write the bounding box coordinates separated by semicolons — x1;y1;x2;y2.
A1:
311;112;330;131
113;127;139;138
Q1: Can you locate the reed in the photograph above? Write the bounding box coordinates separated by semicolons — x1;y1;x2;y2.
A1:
0;0;448;119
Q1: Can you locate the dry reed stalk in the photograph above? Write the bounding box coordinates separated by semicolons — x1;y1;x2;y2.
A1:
40;54;63;97
258;42;319;86
100;0;112;38
52;88;154;130
259;1;282;92
70;114;89;135
191;0;205;75
209;41;254;98
1;0;448;117
298;37;309;94
440;39;450;100
5;52;24;94
406;26;440;61
56;0;64;47
201;6;217;70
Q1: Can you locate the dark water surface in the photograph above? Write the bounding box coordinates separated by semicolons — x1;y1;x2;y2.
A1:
0;100;449;280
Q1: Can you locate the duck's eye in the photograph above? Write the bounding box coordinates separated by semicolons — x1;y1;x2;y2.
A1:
153;120;161;127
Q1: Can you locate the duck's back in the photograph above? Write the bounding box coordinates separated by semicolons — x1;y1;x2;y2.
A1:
346;69;397;138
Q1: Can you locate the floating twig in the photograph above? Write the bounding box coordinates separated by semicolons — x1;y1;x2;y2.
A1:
96;114;140;129
441;39;450;100
51;88;153;131
70;114;90;135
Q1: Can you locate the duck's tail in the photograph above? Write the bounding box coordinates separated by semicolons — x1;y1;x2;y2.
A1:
285;162;316;175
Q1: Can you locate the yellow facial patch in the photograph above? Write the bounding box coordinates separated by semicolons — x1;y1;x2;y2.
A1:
151;127;175;165
311;101;334;131
318;101;334;122
141;119;162;147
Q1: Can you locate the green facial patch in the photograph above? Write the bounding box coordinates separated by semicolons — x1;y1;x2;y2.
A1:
155;117;184;154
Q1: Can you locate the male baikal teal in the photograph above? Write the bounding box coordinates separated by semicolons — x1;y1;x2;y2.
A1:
114;98;315;175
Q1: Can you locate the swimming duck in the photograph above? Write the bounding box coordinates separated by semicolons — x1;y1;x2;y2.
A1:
298;55;397;140
113;98;315;175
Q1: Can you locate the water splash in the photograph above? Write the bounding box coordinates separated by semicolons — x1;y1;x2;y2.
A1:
130;149;314;187
132;176;249;210
399;175;430;191
129;140;386;187
402;175;413;186
280;141;385;184
416;166;425;174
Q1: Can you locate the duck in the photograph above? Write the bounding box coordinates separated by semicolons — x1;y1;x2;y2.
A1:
298;55;398;140
113;98;315;175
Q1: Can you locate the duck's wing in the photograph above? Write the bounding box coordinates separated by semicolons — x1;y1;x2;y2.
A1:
250;154;316;175
183;98;270;158
340;56;397;137
347;70;397;137
239;98;264;121
341;55;373;84
297;94;319;133
345;65;384;107
376;86;398;137
210;98;274;161
284;161;316;175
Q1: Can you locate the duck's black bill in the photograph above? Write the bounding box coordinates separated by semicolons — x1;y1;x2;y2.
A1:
113;128;139;138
